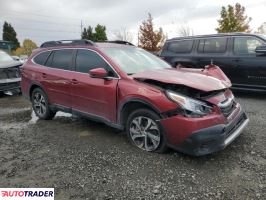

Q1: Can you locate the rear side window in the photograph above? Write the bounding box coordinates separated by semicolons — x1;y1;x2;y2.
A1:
46;49;73;70
198;38;227;53
33;51;50;65
167;40;194;53
75;49;115;76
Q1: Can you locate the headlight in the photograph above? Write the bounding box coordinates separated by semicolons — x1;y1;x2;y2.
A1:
166;91;213;117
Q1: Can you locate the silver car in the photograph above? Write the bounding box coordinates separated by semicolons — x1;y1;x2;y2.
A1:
0;51;22;94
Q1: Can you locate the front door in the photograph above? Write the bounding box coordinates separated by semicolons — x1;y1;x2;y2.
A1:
71;49;119;123
230;36;266;88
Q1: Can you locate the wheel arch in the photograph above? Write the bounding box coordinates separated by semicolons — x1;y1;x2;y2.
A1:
118;98;162;128
28;82;46;100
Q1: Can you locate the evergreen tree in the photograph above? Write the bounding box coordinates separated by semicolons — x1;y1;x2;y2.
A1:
81;24;107;42
94;24;107;42
81;26;94;41
2;21;20;49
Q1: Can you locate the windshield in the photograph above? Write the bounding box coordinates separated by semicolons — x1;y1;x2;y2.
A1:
101;47;171;74
0;51;14;62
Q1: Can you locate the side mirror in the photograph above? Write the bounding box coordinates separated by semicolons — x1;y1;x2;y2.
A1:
255;45;266;54
89;68;108;79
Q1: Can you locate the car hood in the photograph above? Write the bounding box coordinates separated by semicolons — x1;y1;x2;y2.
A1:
0;60;22;69
132;67;231;92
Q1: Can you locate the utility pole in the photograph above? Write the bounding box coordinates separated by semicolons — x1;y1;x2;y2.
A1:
80;20;83;38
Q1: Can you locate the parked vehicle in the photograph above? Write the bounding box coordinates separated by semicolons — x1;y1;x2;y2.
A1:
0;50;22;94
21;39;249;156
160;33;266;92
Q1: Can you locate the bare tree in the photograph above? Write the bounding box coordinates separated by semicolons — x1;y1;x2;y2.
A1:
114;27;133;43
178;25;194;37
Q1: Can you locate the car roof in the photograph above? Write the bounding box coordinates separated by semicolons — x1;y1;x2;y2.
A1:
166;32;263;42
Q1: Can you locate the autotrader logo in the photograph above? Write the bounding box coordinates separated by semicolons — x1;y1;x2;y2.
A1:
0;188;54;199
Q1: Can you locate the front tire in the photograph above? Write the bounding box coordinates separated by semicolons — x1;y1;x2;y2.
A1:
31;88;56;120
126;109;168;153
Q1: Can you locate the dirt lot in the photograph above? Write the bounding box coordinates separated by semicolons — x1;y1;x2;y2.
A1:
0;92;265;200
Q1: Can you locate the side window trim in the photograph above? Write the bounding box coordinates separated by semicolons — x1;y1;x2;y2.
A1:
32;48;120;78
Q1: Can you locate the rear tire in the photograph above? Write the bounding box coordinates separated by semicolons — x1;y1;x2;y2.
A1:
31;88;56;120
126;109;168;153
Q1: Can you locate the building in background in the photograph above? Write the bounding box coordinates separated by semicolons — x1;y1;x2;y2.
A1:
0;40;14;54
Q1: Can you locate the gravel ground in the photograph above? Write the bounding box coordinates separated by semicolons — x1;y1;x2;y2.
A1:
0;92;265;200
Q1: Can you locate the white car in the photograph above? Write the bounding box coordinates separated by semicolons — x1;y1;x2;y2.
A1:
0;51;22;94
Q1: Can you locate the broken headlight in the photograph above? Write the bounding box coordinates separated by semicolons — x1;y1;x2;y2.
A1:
166;90;213;117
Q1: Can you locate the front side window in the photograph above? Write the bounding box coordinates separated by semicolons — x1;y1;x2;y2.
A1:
75;49;115;76
101;47;171;75
198;38;227;53
167;40;194;53
234;37;265;54
46;49;73;70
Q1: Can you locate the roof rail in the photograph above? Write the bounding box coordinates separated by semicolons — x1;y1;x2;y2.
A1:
40;39;94;48
105;40;134;46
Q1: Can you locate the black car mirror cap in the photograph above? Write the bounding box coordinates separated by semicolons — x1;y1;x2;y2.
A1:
255;45;266;54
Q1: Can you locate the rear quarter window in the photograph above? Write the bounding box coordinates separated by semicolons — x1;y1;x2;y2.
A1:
33;51;51;65
167;40;194;53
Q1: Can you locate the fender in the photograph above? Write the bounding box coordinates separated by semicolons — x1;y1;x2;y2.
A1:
118;97;162;125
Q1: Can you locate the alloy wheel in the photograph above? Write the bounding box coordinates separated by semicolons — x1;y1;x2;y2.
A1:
129;116;161;151
33;92;47;116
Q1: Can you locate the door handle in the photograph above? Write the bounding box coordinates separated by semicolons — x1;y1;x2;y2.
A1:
71;79;78;84
42;73;47;78
232;59;240;62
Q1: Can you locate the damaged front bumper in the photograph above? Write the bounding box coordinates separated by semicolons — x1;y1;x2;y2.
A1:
161;103;249;156
0;78;21;92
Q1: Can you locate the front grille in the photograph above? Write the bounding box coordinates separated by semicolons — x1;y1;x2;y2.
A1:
0;67;20;80
218;97;235;117
225;113;247;138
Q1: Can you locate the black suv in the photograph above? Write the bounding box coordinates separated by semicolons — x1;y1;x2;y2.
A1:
160;33;266;92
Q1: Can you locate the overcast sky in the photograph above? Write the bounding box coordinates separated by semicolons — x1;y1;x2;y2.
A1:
0;0;266;46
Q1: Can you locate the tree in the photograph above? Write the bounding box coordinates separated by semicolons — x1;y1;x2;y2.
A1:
138;13;165;51
216;3;252;33
13;39;37;56
81;26;94;40
114;27;133;42
81;24;107;42
94;24;107;41
2;21;20;49
178;25;194;37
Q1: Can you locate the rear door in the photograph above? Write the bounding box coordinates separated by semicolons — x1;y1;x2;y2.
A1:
71;49;118;123
41;49;74;108
229;36;266;88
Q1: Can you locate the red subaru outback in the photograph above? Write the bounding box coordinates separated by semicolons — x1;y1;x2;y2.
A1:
21;40;249;156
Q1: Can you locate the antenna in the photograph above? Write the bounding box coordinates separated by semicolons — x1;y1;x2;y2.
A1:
211;59;213;65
